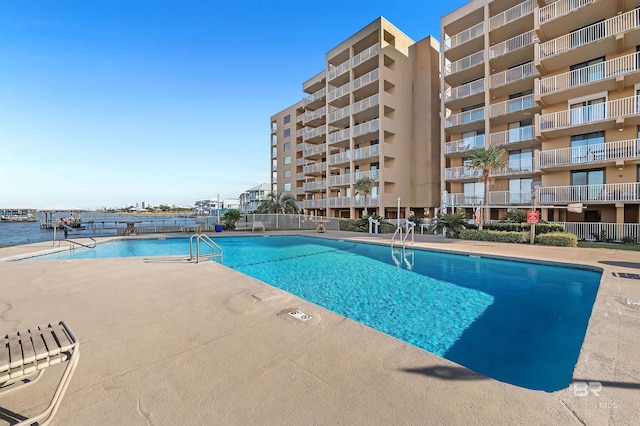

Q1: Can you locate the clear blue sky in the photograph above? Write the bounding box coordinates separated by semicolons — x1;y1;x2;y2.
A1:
0;0;469;210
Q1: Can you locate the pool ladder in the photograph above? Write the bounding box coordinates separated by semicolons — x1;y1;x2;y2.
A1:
391;222;415;247
189;234;223;264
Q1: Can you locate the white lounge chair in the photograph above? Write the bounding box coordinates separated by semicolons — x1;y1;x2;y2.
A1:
1;321;79;426
252;221;265;232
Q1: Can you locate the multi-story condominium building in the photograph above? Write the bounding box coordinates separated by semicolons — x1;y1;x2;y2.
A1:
271;17;441;220
441;0;640;228
239;183;270;213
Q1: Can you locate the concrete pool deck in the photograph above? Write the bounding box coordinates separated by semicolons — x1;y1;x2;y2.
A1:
0;231;638;425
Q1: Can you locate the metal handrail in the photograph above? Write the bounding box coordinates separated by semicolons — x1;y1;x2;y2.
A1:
53;221;97;249
391;226;403;247
403;222;415;246
189;234;223;264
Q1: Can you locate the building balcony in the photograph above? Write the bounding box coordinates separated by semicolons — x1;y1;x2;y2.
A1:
489;94;538;124
328;196;352;207
296;172;305;180
444;134;485;156
303;106;327;126
303;180;326;192
303;143;326;160
443;22;484;61
489;190;533;205
297;143;304;152
489;125;536;149
449;193;483;206
328;105;350;126
296;128;304;138
353;195;379;207
353;43;380;68
296;158;305;166
489;62;538;99
444;50;485;86
296;187;305;195
328;82;351;108
535;51;640;106
537;138;640;171
537;8;640;72
444;166;482;181
537;0;599;26
328;128;350;147
538;182;640;204
352;118;379;141
303;199;327;209
353;145;379;164
352;68;379;100
490;0;534;33
304;124;327;143
490;158;534;177
536;95;640;138
303;161;326;176
303;70;325;94
489;30;536;70
303;87;326;109
328;58;350;82
328;150;350;166
444;78;485;110
328;173;352;186
444;106;485;133
296;114;304;124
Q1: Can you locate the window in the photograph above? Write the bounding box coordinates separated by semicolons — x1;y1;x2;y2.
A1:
463;182;483;204
462;130;485;149
571;169;605;201
283;128;291;138
509;178;532;203
570;96;606;125
283;115;291;124
284;156;291;165
570;57;605;86
508;119;533;143
283;142;290;152
461;103;484;123
571;131;605;163
508;148;532;172
508;90;532;112
284;170;291;178
283;183;291;192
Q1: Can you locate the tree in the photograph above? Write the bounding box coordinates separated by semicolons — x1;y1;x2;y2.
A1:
354;176;375;216
222;209;241;230
434;211;468;239
256;191;300;214
468;146;507;230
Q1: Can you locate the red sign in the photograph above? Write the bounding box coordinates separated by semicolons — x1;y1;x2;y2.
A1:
527;210;539;224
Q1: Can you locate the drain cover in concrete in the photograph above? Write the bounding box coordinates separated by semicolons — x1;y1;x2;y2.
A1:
288;310;312;321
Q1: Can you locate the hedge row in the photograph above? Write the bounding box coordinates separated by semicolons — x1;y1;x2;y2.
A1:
535;232;578;247
483;222;565;235
460;229;529;244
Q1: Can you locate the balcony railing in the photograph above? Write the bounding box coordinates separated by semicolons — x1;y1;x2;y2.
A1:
444;22;484;51
444;106;485;128
490;30;535;59
328;173;352;186
296;187;305;195
353;68;379;91
328;82;351;102
489;190;532;204
303;87;326;106
449;193;484;206
353;195;379;207
538;0;598;25
303;199;327;209
353;43;380;67
296;172;305;180
328;128;350;144
303;106;326;123
539;9;640;60
303;124;327;140
303;180;326;191
296;128;304;137
329;150;350;165
328;105;350;123
538;182;640;203
328;58;350;81
352;93;379;114
537;95;639;133
490;158;533;176
329;196;352;207
489;125;535;147
303;143;326;157
353;144;379;160
353;118;380;137
538;139;640;168
444;78;484;103
303;162;326;174
490;62;538;88
490;94;535;118
537;52;640;96
444;134;485;154
444;50;484;76
490;0;534;31
296;158;305;166
296;114;304;123
445;166;483;180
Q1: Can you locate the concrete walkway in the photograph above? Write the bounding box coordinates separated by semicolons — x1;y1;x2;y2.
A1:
0;232;638;425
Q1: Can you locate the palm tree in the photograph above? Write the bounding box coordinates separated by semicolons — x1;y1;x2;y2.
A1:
256;191;300;214
434;211;468;238
468;146;507;230
222;209;241;230
354;176;375;216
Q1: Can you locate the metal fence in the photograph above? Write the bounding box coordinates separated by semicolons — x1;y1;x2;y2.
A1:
226;214;343;232
551;222;640;243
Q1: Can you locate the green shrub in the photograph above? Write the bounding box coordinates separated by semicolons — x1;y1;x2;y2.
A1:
483;222;565;235
339;214;395;233
536;232;578;247
459;229;529;243
622;235;637;245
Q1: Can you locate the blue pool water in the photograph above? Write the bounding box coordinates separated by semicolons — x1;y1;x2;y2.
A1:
26;235;601;391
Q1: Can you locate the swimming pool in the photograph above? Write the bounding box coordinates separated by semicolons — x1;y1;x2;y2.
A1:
27;235;601;391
